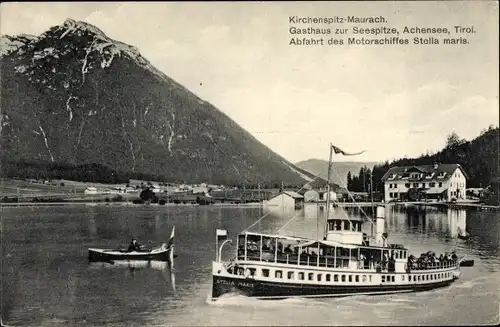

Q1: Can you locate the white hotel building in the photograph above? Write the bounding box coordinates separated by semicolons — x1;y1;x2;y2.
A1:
381;163;468;203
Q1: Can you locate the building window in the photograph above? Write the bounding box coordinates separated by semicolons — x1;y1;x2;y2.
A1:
429;182;435;187
326;274;331;282
262;269;270;277
394;193;398;198
275;270;283;278
413;183;419;188
439;182;442;187
405;183;410;188
422;183;426;188
287;271;294;280
389;192;393;198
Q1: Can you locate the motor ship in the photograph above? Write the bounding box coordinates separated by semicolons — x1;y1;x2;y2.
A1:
211;144;474;300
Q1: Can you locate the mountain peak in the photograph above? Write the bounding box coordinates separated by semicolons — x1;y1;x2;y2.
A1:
0;19;313;186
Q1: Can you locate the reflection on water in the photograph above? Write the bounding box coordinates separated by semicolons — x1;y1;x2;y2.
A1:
1;204;499;326
88;260;169;271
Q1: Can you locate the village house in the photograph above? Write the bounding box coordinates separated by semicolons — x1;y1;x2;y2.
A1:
297;179;346;203
381;163;468;202
264;191;304;210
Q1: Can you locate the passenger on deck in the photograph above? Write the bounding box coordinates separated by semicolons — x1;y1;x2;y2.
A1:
284;245;293;254
127;238;142;252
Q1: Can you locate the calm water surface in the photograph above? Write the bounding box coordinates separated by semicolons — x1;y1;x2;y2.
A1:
1;203;499;326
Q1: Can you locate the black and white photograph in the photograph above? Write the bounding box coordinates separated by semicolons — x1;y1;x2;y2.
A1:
0;1;499;326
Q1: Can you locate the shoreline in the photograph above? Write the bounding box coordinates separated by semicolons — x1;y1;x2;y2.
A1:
0;201;265;207
1;200;497;211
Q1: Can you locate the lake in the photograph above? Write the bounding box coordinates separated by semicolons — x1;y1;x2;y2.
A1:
1;203;499;326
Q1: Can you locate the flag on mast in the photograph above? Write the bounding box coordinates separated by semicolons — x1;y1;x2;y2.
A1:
331;144;366;156
167;226;175;248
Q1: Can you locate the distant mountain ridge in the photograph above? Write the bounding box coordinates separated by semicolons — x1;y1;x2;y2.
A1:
295;159;378;187
0;19;315;186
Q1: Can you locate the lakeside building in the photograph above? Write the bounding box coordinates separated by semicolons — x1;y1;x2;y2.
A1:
297;179;347;203
264;191;304;210
381;163;468;202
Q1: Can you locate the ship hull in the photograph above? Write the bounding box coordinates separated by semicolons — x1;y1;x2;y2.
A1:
212;274;455;299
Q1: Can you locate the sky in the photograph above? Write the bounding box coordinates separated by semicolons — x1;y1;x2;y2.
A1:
1;1;498;163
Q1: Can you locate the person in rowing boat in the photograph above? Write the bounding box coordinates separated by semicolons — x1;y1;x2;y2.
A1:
127;238;142;252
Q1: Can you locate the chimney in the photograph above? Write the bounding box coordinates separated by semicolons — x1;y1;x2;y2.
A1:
433;162;439;170
375;205;385;246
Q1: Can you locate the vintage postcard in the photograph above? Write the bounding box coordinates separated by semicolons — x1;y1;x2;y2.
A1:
1;1;498;326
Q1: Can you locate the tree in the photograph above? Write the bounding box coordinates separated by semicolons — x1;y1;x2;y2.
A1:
139;188;157;202
446;132;465;149
347;171;352;190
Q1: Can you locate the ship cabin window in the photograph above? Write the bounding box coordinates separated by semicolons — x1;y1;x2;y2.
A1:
369;275;372;282
334;274;339;282
317;274;322;282
348;275;353;282
341;275;346;282
308;273;314;281
426;275;429;281
287;272;294;280
430;274;433;280
248;268;256;276
275;270;283;279
382;276;386;283
355;275;359;282
362;275;367;282
326;274;331;282
298;272;304;280
392;276;395;282
409;275;412;282
402;275;405;281
262;269;270;277
344;220;350;230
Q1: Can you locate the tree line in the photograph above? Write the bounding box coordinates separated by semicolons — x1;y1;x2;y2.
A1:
0;158;305;189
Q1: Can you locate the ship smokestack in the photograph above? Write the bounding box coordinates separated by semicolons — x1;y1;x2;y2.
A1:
375;205;386;246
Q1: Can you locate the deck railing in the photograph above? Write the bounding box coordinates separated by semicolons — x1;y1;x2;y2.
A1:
237;249;457;272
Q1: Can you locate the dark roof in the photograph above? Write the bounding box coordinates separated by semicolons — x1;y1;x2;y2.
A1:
282;191;304;199
300;179;340;192
381;164;468;182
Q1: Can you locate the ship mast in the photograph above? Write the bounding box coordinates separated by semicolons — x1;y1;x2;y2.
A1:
323;143;334;240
